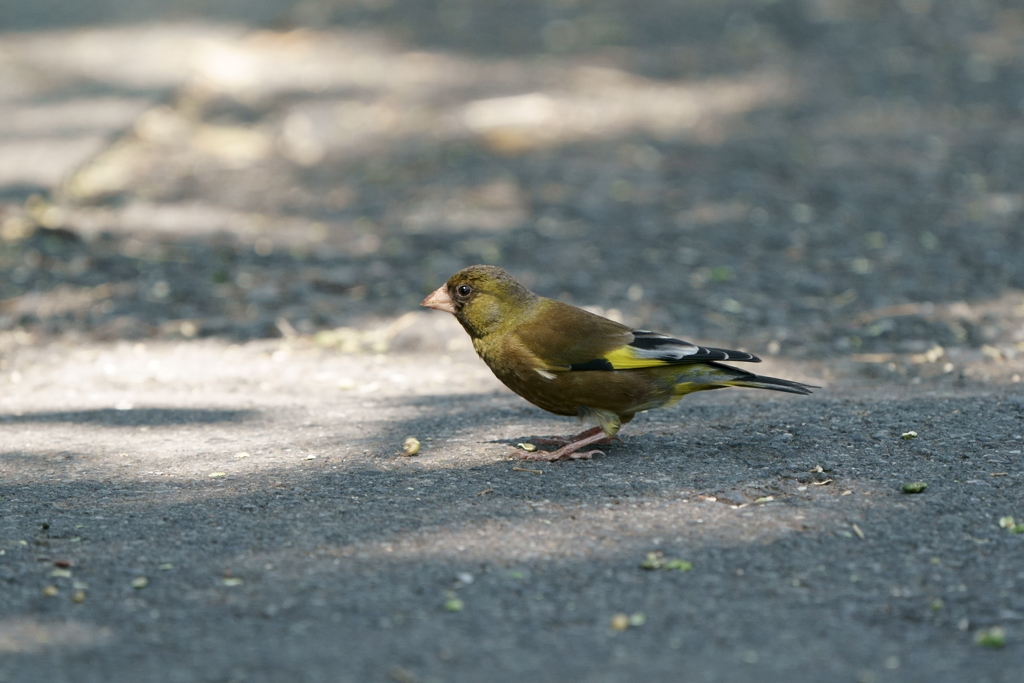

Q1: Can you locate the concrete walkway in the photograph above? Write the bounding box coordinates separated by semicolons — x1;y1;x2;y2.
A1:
1;2;1023;681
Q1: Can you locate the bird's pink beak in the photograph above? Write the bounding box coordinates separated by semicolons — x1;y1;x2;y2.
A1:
421;284;456;314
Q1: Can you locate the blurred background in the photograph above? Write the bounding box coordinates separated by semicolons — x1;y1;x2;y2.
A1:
1;0;1023;383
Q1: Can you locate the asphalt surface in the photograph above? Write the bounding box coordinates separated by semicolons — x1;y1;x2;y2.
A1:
1;1;1024;682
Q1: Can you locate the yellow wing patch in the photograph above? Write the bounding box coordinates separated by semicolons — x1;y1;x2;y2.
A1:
602;346;674;370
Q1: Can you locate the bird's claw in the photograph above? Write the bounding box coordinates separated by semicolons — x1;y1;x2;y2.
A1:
518;448;604;461
568;449;603;460
527;436;573;447
529;436;619;447
513;424;611;460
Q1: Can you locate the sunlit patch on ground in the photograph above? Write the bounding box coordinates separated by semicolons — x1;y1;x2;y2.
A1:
0;618;112;654
1;4;1024;681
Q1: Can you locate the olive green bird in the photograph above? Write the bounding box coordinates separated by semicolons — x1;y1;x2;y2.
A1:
422;265;816;461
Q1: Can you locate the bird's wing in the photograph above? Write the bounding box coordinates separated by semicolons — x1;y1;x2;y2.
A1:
512;299;635;369
514;299;760;372
595;330;761;370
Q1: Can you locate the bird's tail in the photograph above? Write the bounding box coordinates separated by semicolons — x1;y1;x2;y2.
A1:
668;362;818;401
723;373;817;395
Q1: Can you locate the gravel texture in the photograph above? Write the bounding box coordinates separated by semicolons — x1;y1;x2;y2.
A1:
1;1;1023;682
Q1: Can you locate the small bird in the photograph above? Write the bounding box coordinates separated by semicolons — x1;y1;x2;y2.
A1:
422;265;816;461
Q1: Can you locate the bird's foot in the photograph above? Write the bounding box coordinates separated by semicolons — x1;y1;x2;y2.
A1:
527;435;576;447
516;427;611;461
519;447;603;461
524;426;618;448
529;436;619;447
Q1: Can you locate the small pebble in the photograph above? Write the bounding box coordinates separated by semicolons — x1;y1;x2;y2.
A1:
610;613;629;631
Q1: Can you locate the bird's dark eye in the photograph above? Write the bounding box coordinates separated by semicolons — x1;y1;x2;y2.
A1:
455;284;472;298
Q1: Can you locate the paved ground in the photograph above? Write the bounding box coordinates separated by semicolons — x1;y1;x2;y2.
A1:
1;1;1023;681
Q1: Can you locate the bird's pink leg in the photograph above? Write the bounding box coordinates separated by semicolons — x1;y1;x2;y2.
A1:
519;427;611;461
527;426;621;447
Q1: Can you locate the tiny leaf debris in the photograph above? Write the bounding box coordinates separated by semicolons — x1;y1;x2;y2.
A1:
389;667;415;683
517;442;537;453
131;576;149;589
998;516;1024;534
639;552;663;570
901;431;918;440
975;626;1006;649
902;482;928;494
640;551;693;572
401;437;420;457
664;559;694;571
443;590;464;612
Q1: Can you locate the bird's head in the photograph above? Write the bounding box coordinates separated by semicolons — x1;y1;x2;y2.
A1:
421;265;535;339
